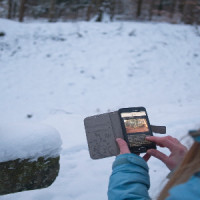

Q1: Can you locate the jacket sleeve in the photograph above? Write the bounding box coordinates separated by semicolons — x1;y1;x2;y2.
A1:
166;172;200;200
108;153;151;200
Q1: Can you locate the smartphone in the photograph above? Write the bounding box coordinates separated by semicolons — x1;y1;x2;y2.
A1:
118;107;156;153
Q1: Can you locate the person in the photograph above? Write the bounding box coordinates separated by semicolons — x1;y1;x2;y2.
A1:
108;131;200;200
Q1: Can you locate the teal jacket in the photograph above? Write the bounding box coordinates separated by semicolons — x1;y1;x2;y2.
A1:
108;153;200;200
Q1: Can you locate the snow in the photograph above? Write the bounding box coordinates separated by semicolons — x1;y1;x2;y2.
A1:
0;19;200;200
0;123;62;162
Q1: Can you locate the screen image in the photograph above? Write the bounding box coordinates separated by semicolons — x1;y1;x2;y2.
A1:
121;111;149;134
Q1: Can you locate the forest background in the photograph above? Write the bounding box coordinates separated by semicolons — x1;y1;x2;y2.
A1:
0;0;200;24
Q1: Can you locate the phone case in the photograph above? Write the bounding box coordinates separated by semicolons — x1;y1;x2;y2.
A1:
84;111;166;159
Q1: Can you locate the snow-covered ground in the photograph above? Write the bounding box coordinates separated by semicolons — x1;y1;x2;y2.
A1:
0;19;200;200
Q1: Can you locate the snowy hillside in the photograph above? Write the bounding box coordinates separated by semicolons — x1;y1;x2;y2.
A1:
0;19;200;200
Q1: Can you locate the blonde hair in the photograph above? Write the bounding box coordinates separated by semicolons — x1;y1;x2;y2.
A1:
158;142;200;200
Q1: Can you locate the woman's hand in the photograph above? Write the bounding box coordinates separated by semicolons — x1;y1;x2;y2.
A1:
146;136;188;171
116;138;151;162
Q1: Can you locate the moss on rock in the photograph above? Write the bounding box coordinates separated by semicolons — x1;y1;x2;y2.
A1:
0;156;60;195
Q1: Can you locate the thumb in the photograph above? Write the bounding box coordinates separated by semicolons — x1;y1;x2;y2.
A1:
116;138;130;154
143;153;151;162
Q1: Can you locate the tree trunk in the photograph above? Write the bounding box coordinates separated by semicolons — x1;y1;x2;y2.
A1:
149;0;155;21
12;1;17;18
182;0;196;24
136;0;143;18
158;0;163;16
19;0;27;22
96;9;103;22
170;0;177;18
7;0;12;19
110;0;115;21
49;0;56;22
96;0;104;22
86;5;92;21
179;0;186;22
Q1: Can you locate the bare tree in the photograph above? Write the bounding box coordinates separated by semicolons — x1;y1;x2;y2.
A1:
158;0;163;16
179;0;186;15
7;0;12;19
86;4;92;21
19;0;27;22
13;0;18;18
182;0;198;24
170;0;177;19
95;0;103;22
149;0;155;21
109;0;115;21
136;0;143;18
49;0;56;22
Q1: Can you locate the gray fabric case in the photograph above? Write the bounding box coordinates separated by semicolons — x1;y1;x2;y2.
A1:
84;111;166;159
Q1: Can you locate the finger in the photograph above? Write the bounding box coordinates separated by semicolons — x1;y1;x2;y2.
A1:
171;137;180;144
147;149;168;164
143;153;151;162
146;136;177;144
116;138;130;154
145;136;165;147
167;137;188;151
146;136;176;151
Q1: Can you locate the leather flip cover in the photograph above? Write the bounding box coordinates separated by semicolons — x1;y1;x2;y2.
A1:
84;111;166;159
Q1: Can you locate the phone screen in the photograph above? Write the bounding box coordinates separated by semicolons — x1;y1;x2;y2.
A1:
120;110;152;148
120;111;149;134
